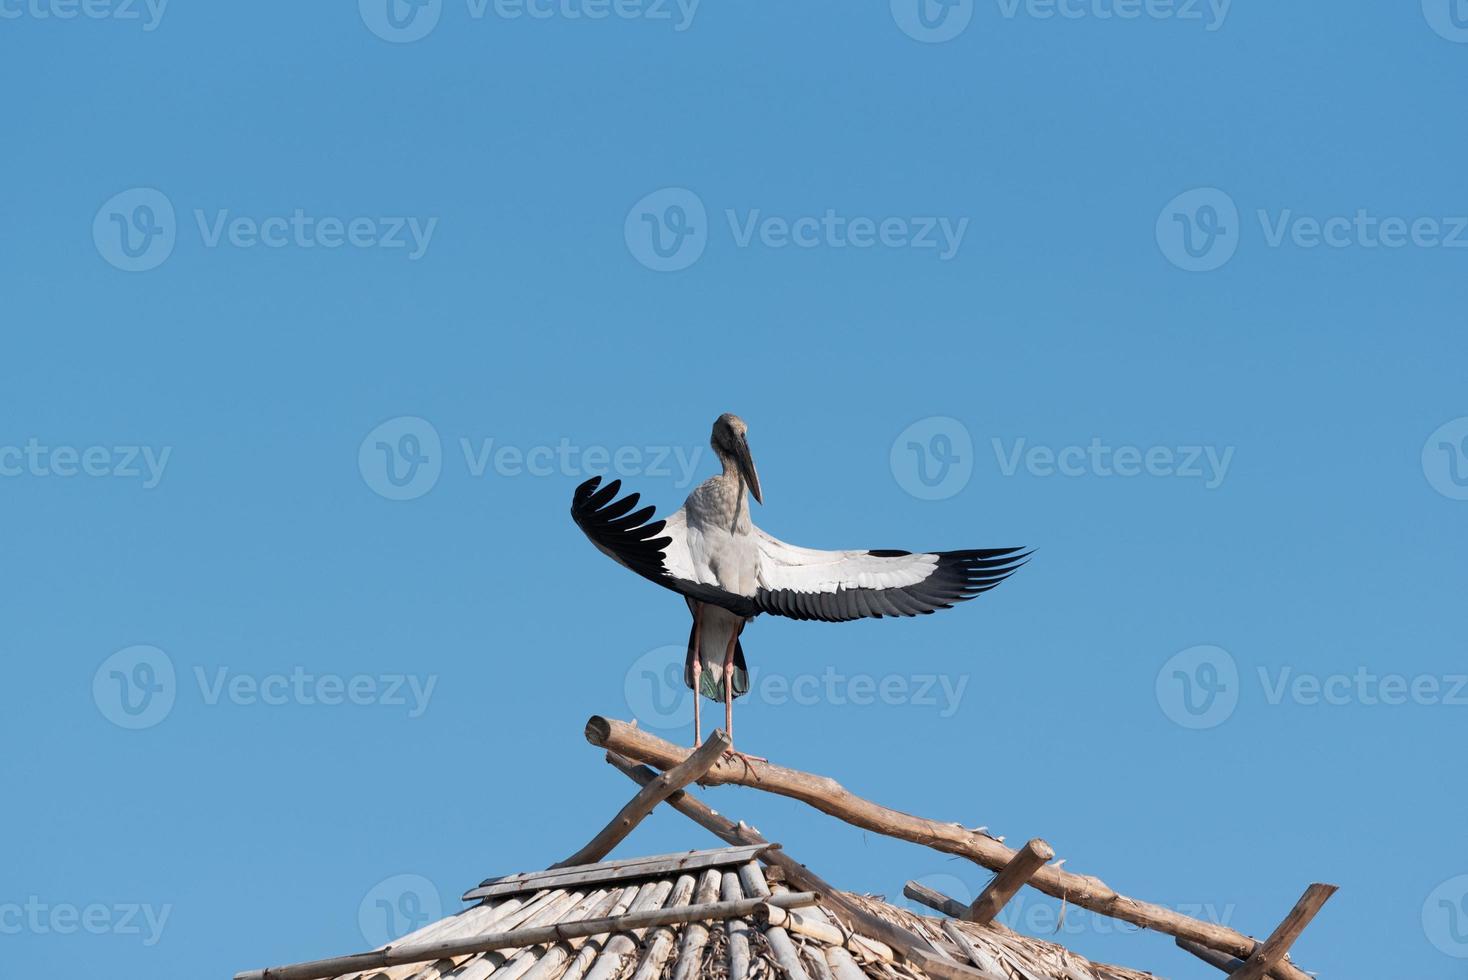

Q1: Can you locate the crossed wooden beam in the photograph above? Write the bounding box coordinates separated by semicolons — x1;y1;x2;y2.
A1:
235;716;1338;980
584;715;1337;980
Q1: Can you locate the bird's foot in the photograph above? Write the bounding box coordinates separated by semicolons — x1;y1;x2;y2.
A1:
723;747;767;767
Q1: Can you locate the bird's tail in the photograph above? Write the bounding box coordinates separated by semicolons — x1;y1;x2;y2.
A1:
684;624;750;702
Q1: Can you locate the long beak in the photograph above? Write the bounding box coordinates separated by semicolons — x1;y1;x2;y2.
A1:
736;435;762;505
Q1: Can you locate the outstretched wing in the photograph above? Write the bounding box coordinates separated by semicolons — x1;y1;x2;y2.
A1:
570;477;758;616
752;528;1028;622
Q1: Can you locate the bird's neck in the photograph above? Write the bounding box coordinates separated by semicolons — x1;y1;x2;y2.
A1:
711;447;749;528
716;446;738;479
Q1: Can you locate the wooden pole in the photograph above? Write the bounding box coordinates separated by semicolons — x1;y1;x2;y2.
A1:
966;839;1053;925
903;881;970;919
603;752;1000;980
670;869;723;980
607;753;1148;980
722;870;755;980
740;861;811;980
588;715;1322;980
1178;938;1246;973
234;891;820;980
1226;884;1337;980
582;879;674;980
758;903;897;962
553;730;730;869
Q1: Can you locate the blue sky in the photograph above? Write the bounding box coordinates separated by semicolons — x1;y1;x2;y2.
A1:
3;2;1467;979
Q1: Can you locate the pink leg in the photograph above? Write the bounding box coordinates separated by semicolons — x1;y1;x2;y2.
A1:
722;632;736;742
691;604;702;749
722;624;765;763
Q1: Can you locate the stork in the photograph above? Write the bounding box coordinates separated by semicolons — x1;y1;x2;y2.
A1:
571;414;1028;757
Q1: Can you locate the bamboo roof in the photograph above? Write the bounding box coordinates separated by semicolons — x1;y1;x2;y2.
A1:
240;846;1157;980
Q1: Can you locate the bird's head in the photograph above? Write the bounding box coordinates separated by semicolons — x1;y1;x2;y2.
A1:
712;413;762;505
